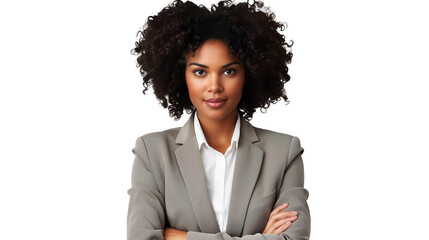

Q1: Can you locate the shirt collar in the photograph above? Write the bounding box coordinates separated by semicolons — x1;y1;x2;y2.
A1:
194;111;241;150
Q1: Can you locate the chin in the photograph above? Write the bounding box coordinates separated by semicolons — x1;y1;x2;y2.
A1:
199;108;236;121
201;112;227;120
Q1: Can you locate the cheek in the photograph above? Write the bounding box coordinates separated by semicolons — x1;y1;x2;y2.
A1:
228;79;245;100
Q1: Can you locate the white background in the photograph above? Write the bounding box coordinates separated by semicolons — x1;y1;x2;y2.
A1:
1;0;428;239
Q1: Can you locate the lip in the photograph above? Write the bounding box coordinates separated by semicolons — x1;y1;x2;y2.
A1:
204;98;226;108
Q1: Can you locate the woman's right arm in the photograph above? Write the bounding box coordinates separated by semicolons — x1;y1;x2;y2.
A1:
127;136;166;240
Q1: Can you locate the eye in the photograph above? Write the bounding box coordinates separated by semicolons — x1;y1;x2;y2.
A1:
224;69;236;75
193;69;206;76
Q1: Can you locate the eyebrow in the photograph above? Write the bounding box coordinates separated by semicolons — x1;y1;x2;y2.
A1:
188;61;241;69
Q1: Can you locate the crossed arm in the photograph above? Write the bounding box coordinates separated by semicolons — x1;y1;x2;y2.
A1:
127;136;310;240
164;203;299;240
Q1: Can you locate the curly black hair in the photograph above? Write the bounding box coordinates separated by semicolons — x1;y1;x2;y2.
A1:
132;0;293;121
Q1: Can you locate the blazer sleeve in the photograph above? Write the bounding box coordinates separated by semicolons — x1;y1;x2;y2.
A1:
127;136;166;240
186;136;311;240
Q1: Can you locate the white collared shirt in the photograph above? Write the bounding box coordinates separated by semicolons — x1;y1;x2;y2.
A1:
193;111;241;232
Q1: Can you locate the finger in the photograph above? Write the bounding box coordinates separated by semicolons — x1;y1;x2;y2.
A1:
265;205;296;234
271;215;298;230
269;203;288;218
264;213;286;234
273;221;292;235
280;210;299;218
273;210;298;220
270;210;298;223
263;217;276;234
270;211;298;223
271;218;289;231
264;214;297;234
289;215;299;222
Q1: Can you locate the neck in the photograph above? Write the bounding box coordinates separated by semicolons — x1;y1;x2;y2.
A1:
196;111;238;153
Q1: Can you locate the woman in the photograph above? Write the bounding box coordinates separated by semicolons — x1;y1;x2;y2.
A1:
128;1;311;240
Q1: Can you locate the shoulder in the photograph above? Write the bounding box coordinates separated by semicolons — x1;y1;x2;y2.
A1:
251;125;304;164
252;125;301;147
253;126;294;142
132;126;181;158
139;127;181;145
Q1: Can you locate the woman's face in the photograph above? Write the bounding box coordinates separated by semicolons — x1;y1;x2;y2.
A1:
185;39;245;122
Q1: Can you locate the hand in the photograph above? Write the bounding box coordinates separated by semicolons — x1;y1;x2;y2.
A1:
164;227;187;240
262;203;298;235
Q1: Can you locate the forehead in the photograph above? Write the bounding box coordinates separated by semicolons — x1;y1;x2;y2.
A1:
186;39;239;65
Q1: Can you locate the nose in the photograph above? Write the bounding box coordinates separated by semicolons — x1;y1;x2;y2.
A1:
208;73;223;93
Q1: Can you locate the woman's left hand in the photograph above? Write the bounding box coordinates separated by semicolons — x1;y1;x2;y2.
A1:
164;227;187;240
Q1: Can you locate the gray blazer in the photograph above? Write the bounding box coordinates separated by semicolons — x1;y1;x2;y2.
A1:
127;112;310;240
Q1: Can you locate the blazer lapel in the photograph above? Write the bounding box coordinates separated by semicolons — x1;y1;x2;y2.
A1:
226;117;263;236
174;112;220;233
174;112;263;236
